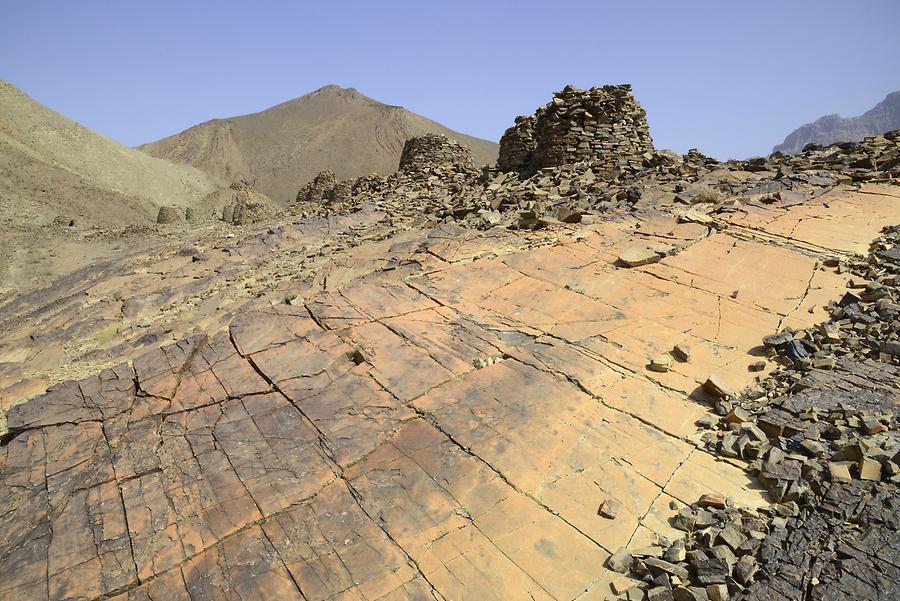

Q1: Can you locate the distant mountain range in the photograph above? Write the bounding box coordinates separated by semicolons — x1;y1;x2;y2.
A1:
774;90;900;154
139;85;499;204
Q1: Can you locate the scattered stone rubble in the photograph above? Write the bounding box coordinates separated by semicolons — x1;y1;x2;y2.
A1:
614;226;900;600
288;86;900;235
291;133;484;226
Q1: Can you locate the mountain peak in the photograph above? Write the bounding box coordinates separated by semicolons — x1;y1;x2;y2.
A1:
139;86;498;204
309;84;362;98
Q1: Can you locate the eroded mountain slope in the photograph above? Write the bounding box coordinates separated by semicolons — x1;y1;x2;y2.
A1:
0;80;220;294
0;80;217;226
139;85;499;204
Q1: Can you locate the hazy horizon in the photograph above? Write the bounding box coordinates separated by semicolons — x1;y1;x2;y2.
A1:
2;0;898;159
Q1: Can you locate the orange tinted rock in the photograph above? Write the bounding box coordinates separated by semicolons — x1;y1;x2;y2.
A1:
2;186;899;599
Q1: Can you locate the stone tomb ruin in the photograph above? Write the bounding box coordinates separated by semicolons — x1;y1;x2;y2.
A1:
397;133;480;177
499;84;655;178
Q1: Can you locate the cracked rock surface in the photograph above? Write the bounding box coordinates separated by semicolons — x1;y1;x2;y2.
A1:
613;224;900;600
1;184;899;600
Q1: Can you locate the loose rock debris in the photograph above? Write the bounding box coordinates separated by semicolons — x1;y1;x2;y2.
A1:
1;84;900;601
614;226;900;600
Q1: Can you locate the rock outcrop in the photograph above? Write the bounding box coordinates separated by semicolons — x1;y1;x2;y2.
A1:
2;176;899;600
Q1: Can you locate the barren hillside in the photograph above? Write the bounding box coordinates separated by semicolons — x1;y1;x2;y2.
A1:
0;80;220;294
138;85;499;203
0;80;217;228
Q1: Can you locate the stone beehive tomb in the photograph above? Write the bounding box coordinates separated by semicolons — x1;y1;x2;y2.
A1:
398;133;479;176
499;84;655;177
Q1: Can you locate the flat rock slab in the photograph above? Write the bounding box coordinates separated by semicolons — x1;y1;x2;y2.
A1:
618;247;661;267
1;186;900;600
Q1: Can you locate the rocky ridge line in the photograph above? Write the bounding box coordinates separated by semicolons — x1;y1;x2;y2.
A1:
774;90;900;155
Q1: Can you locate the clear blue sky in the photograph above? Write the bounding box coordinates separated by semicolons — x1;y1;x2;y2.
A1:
2;1;898;159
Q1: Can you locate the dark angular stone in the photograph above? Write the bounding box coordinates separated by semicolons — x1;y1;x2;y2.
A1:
692;558;730;585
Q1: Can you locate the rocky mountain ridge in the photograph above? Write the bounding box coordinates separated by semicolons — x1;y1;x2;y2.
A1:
774;90;900;154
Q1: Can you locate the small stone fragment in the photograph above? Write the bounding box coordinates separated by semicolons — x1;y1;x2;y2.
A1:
664;539;687;562
607;547;634;573
811;356;836;369
710;545;736;569
733;554;758;584
703;375;732;398
556;207;582;223
694;509;716;528
724;406;751;424
762;330;794;347
610;573;639;595
782;339;810;363
718;527;747;552
647;586;675;601
706;583;728;601
748;360;767;372
692;558;729;585
673;343;692;362
827;460;852;483
627;588;648;601
673;507;696;531
678;209;714;224
644;557;690;580
619;247;661;267
695;415;717;429
862;415;885;434
672;587;706;601
697;493;727;509
858;456;882;481
649;354;673;372
599;497;623;519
